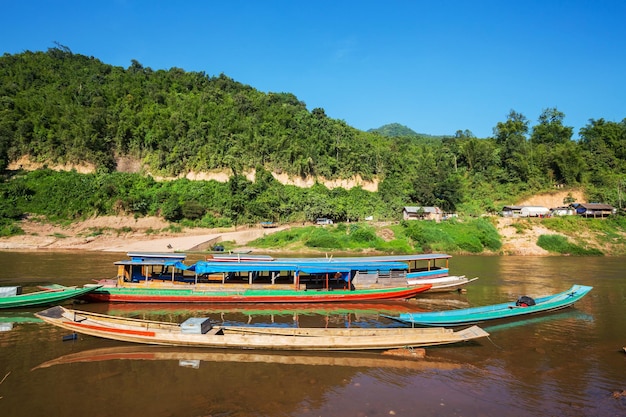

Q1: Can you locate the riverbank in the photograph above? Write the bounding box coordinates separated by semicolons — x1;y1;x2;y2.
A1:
0;215;293;253
0;215;557;255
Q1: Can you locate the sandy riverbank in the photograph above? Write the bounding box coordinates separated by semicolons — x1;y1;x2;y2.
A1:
0;190;588;255
0;216;290;253
0;215;554;255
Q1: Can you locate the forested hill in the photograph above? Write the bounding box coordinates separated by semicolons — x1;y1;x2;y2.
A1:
368;123;421;137
1;47;626;220
0;46;427;181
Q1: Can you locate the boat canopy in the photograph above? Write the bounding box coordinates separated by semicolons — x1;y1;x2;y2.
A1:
127;252;187;261
181;260;409;275
115;259;183;267
115;252;187;267
277;254;452;263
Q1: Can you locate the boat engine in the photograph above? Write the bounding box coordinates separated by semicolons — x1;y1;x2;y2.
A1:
515;296;536;307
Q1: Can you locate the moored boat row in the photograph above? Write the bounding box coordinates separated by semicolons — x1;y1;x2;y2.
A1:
5;251;594;354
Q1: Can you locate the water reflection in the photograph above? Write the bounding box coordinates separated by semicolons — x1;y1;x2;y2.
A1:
33;345;463;371
84;301;421;328
1;252;625;417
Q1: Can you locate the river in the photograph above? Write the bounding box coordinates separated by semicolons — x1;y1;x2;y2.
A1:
0;252;624;417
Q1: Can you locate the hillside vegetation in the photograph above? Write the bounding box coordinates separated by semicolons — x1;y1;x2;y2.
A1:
1;46;626;250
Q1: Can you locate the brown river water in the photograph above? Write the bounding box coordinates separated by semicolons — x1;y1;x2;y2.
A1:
0;252;624;417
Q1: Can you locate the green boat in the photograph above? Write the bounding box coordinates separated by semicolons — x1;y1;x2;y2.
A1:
0;284;101;309
385;284;593;326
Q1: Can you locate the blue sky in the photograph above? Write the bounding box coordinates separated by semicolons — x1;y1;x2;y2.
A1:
2;1;625;138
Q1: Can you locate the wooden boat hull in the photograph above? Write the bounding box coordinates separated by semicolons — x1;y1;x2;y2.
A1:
35;306;489;351
386;284;593;326
0;285;101;309
83;283;431;303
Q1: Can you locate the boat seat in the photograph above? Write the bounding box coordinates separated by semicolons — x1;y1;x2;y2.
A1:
72;313;88;322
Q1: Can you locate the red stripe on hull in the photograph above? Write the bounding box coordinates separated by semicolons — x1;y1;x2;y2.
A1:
64;321;156;337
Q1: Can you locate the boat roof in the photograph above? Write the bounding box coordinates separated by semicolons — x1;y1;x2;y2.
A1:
187;260;409;275
276;254;452;263
208;254;274;262
127;252;187;260
115;259;183;266
115;252;187;266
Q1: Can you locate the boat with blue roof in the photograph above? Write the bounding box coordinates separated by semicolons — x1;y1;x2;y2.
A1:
213;253;478;293
84;252;432;303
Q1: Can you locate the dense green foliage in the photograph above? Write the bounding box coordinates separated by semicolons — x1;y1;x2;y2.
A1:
0;168;396;225
368;123;420;137
0;47;397;181
1;47;626;232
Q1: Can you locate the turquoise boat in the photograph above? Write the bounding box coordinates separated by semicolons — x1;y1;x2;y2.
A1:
386;284;593;326
0;284;101;309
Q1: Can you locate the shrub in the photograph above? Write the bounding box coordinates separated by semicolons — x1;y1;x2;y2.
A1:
181;201;205;220
304;227;342;249
0;222;23;237
537;234;603;256
349;224;377;243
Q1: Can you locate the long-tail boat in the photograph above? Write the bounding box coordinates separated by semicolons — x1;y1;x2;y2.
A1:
385;284;593;326
0;284;101;309
83;253;431;303
35;305;489;351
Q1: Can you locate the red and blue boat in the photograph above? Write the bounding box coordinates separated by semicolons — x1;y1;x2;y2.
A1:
84;253;431;303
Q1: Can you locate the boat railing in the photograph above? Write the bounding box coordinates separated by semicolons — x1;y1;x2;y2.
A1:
353;270;408;288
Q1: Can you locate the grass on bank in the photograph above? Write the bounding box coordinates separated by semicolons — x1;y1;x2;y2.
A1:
536;234;603;256
246;218;502;254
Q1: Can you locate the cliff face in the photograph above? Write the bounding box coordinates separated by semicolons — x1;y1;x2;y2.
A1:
517;190;585;208
8;156;380;191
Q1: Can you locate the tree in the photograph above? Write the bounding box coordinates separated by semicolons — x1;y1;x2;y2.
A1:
550;141;585;185
579;118;626;172
492;110;531;182
530;107;573;145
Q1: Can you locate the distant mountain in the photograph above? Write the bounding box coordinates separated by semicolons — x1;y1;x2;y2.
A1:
368;123;418;137
368;123;444;138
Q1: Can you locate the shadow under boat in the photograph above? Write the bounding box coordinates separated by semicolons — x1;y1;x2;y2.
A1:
33;344;465;371
480;309;594;333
